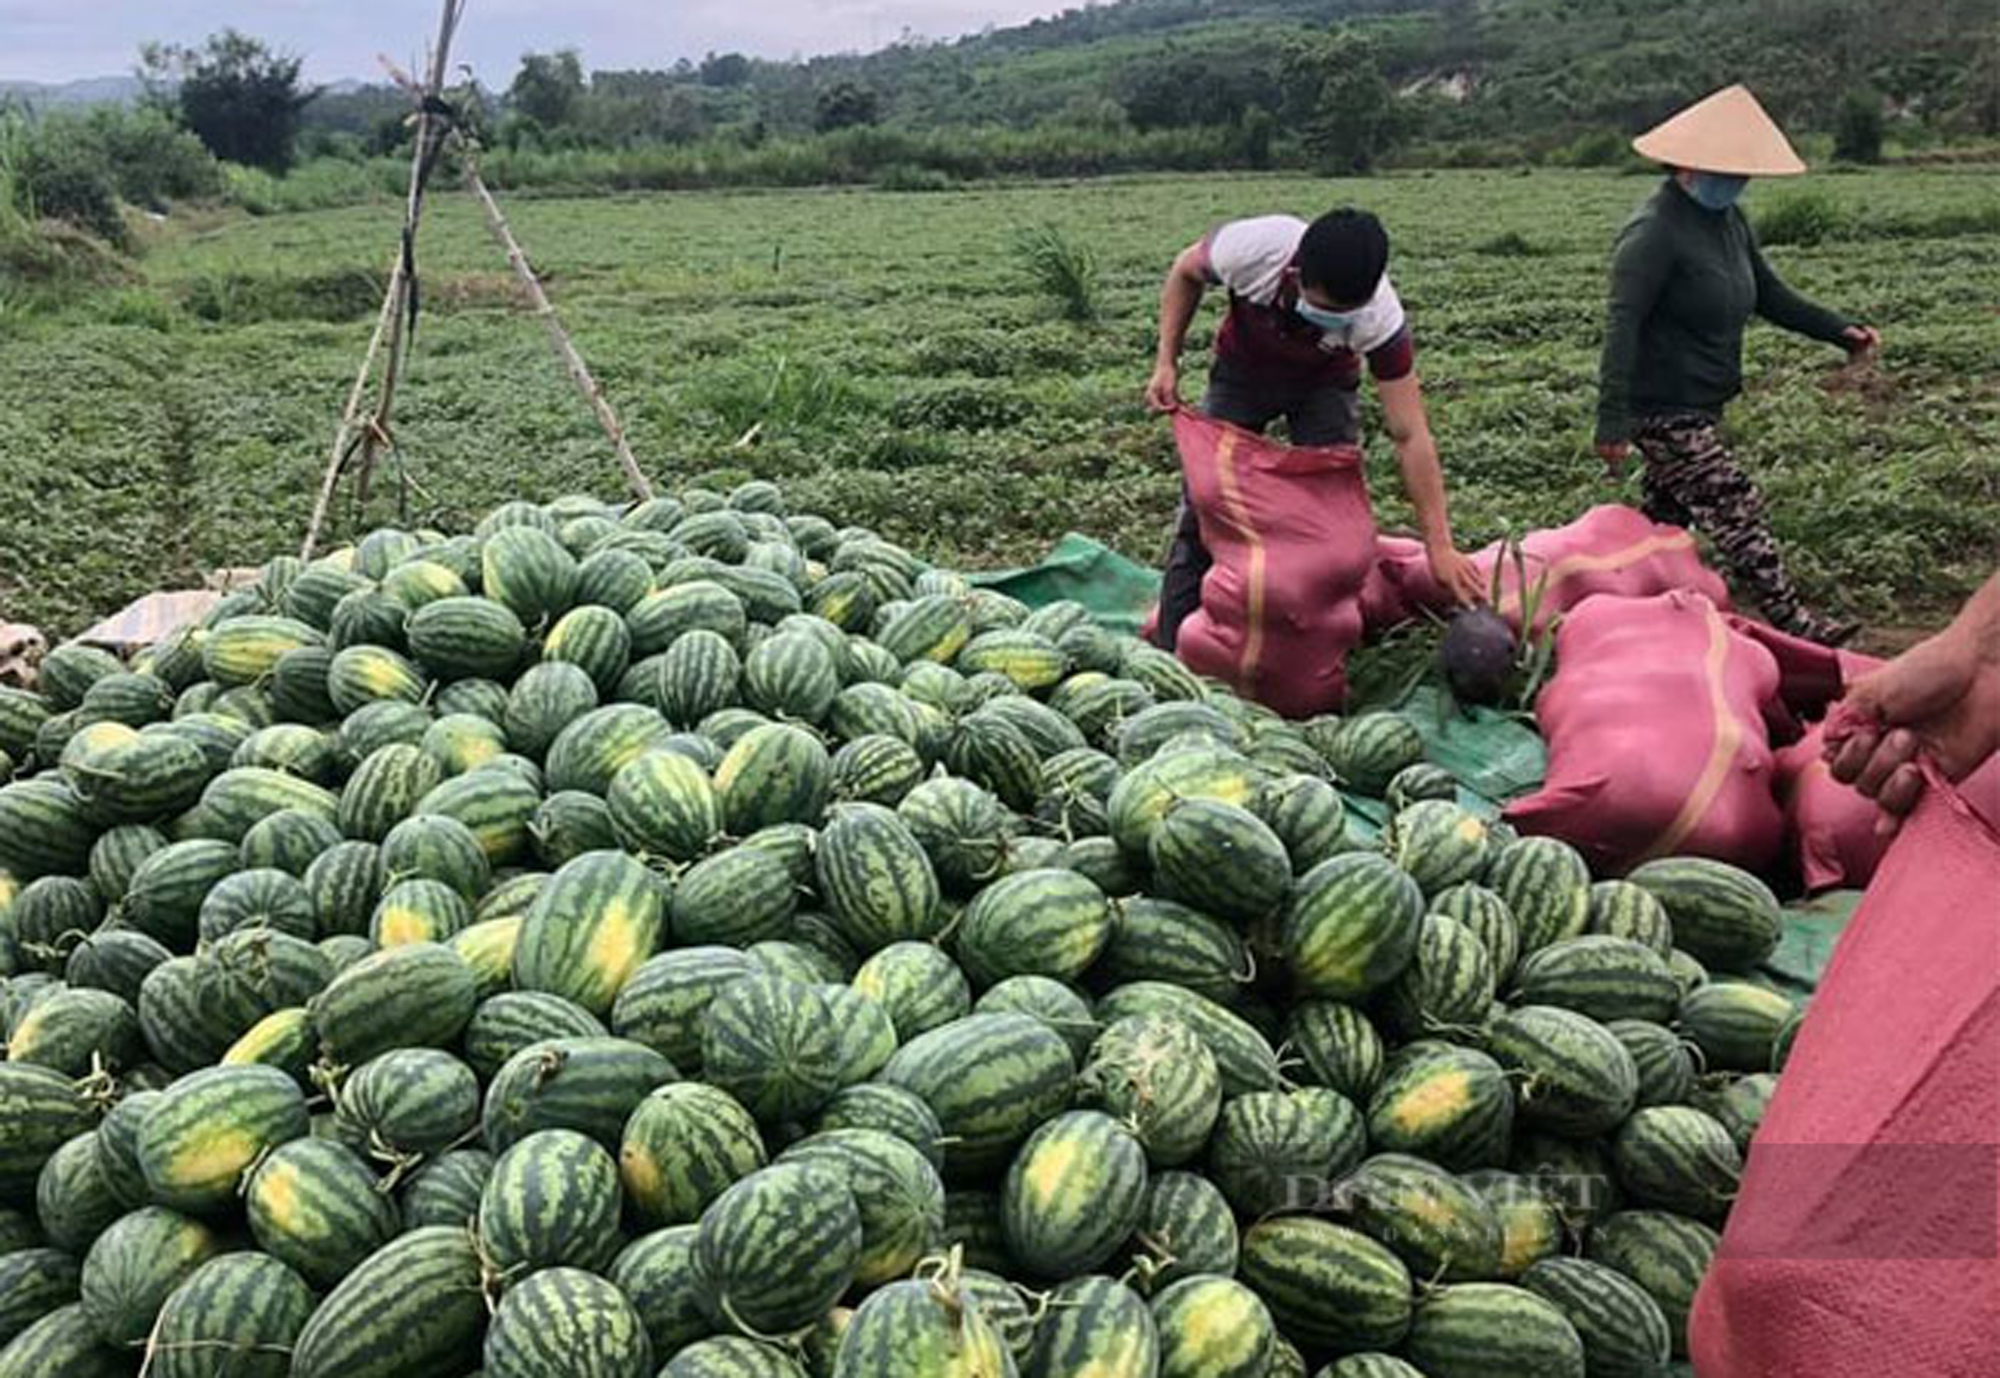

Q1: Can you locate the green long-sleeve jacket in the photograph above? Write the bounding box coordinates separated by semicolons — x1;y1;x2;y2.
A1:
1595;178;1853;446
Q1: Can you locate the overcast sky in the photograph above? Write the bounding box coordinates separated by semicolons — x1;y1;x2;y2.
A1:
2;0;1087;84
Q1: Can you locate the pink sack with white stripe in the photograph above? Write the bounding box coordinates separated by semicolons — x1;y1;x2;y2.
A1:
1504;591;1785;874
1169;409;1377;718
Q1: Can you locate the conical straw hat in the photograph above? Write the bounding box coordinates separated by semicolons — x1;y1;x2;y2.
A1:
1632;85;1807;176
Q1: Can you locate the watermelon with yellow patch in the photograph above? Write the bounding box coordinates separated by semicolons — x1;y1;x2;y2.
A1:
512;850;667;1017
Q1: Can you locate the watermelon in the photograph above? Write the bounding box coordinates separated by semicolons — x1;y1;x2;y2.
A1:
955;868;1110;988
244;1135;401;1289
1375;913;1497;1042
1147;798;1292;924
699;975;846;1125
695;1162;861;1337
1342;1153;1504;1283
1585;880;1675;956
311;941;478;1065
974;975;1098;1065
851;942;971;1042
1511;935;1680;1025
302;840;385;938
1093;982;1279;1099
0;1302;131;1378
290;1227;489;1378
1325;713;1424;795
202;616;323;688
1429;883;1521;987
417;765;543;865
1607;1018;1698;1110
1626;856;1781;973
136;1064;308;1213
652;631;744;732
484;1266;652;1378
713;723;832;833
1106;745;1262;855
1254;773;1348;873
1150;1275;1277;1378
815;804;944;953
877;1013;1077;1182
0;1247;81;1347
1466;1171;1566;1281
1127;1170;1238;1293
779;1128;946;1285
6;989;142;1078
1519;1255;1674;1378
1236;1215;1413;1355
1486;1005;1639;1137
897;776;1014;895
76;1205;220;1345
1402;1283;1586;1378
607;750;721;863
1208;1088;1366;1218
1486;836;1592;955
1078;1013;1221;1167
611;1226;712;1361
482;527;579;626
1365;1040;1513;1172
147;1252;315;1378
478;1128;624;1279
1286;1000;1386;1103
1610;1105;1743;1224
399;1148;493;1230
1025;1275;1160;1378
1000;1110;1147;1279
1583;1211;1718;1359
833;1276;1013;1378
620;1082;768;1228
1677;981;1796;1072
1282;853;1425;1001
334;1047;479;1163
483;1035;675;1153
664;1337;809;1376
545;604;637;698
609;946;753;1071
35;1133;122;1255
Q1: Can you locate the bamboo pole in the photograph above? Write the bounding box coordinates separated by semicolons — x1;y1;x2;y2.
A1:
298;0;466;557
462;152;655;502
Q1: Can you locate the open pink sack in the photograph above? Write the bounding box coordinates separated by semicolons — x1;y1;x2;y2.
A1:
1169;409;1377;718
1690;751;2000;1377
1359;504;1731;636
1504;591;1785;874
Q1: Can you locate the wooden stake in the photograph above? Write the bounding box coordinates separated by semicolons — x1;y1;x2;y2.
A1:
462;152;655;502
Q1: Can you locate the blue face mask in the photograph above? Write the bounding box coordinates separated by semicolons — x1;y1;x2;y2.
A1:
1688;173;1750;211
1296;300;1355;333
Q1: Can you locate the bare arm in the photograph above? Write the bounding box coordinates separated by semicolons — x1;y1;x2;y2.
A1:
1378;372;1482;605
1146;241;1211;411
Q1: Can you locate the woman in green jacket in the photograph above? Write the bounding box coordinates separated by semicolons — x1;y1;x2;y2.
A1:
1595;85;1879;645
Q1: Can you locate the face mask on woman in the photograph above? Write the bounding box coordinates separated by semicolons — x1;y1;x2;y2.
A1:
1688;172;1750;211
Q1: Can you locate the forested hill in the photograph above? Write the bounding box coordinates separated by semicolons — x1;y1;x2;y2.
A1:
776;0;1997;146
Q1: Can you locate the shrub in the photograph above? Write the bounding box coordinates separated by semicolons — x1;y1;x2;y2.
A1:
1833;91;1885;165
1012;222;1099;324
1753;188;1847;247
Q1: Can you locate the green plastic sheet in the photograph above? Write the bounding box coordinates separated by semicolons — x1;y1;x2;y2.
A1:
967;533;1160;636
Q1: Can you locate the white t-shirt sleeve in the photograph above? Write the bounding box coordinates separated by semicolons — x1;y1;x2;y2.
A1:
1325;279;1407;356
1205;215;1308;305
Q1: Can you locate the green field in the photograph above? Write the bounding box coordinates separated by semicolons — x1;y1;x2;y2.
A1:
4;167;1996;638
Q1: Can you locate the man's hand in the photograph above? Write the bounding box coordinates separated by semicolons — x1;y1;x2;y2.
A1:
1827;622;2000;832
1426;541;1487;608
1597;439;1633;477
1842;325;1881;356
1145;361;1181;414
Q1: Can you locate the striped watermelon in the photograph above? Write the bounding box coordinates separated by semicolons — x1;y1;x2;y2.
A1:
610;946;753;1071
1151;1275;1277;1378
311;941;478;1065
1375;913;1497;1043
201;615;323;687
1585;880;1675;957
1713;1072;1777;1153
302;840;384;938
744;632;841;725
1208;1088;1366;1219
877;1012;1076;1182
1079;1013;1221;1168
1286;1000;1386;1104
695;1162;861;1337
136;1064;308;1213
238;807;342;875
0;1304;130;1376
1430;883;1522;988
244;1136;400;1289
1282;853;1426;1001
513;850;666;1016
483;526;579;626
1025;1275;1160;1378
607;750;721;863
399;1148;493;1230
1511;936;1681;1024
1236;1215;1413;1355
1325;713;1424;795
1094;982;1279;1099
1254;773;1349;873
1677;981;1796;1072
1626;857;1781;974
956;868;1110;988
832;1276;1012;1378
7;989;141;1078
544;604;636;697
420;712;509;775
628;582;749;658
1147;798;1292;924
406;596;529;681
478;1127;624;1279
621;1082;768;1228
778;1128;945;1285
1486;836;1592;955
1510;1131;1622;1230
1607;1018;1698;1109
1128;1170;1238;1293
830;735;927;808
1466;1170;1566;1280
1365;1040;1513;1172
1610;1106;1742;1224
1488;1004;1640;1137
973;975;1097;1065
1519;1255;1673;1378
666;1337;811;1376
532;789;619;868
816;804;945;953
699;975;846;1125
546;704;674;797
1106;745;1262;856
1583;1211;1718;1360
1342;1153;1504;1283
897;776;1014;895
714;723;832;833
484;1266;653;1378
76;1205;220;1345
483;1035;675;1153
416;765;543;866
147;1252;315;1378
290;1227;489;1378
35;1132;121;1254
339;744;444;842
335;1047;479;1162
1385;801;1493;897
671;846;796;948
851;942;971;1042
505;662;600;760
0;1247;80;1347
611;1226;712;1361
812;1084;946;1170
1403;1284;1586;1378
1000;1110;1147;1279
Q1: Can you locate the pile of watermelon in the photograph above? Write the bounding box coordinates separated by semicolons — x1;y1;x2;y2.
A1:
0;482;1800;1378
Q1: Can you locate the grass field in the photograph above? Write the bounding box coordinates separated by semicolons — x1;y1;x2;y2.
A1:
3;167;1996;638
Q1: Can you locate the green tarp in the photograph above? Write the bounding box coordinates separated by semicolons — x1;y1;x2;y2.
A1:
968;532;1160;636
